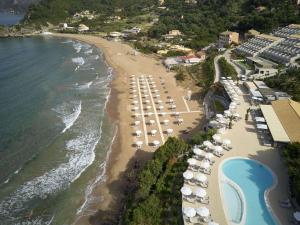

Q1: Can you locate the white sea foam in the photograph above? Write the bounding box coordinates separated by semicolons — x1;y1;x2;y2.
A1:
72;42;82;53
0;130;100;219
72;57;85;66
84;49;93;55
76;81;93;90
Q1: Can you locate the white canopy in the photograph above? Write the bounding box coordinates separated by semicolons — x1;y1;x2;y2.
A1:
153;140;160;145
224;110;231;116
163;119;169;124
133;100;138;104
212;134;221;142
203;141;213;147
136;141;143;146
135;130;142;135
146;105;151;109
257;124;268;130
214;146;223;153
194;173;207;182
133;106;139;111
144;100;150;103
183;207;196;218
181;186;192;196
187;158;197;166
233;113;240;118
151;129;157;134
149;120;155;124
193;148;204;156
200;161;210;169
204;153;214;160
196;207;210;217
134;121;140;125
294;211;300;221
222;138;231;146
183;170;194;180
158;105;164;110
160;112;166;116
255;117;266;123
194;187;207;198
216;114;223;119
166;128;173;134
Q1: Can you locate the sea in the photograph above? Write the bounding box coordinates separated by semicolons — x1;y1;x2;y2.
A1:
0;36;116;225
0;12;24;26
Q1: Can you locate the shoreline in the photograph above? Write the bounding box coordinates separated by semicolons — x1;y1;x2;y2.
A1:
51;33;205;225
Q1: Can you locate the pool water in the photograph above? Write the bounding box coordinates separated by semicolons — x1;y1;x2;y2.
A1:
221;158;278;225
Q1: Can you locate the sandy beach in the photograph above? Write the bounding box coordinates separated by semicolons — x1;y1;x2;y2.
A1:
51;33;205;225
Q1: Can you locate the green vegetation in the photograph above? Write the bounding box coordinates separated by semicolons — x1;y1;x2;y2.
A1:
283;142;300;205
163;50;187;57
214;100;225;113
124;131;216;224
218;57;238;80
264;68;300;101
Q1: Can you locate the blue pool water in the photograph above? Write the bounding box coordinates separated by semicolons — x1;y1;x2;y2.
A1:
221;158;278;225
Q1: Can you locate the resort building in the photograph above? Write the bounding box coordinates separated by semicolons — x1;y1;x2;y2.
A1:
260;99;300;145
218;31;239;48
272;24;300;38
245;29;260;40
245;57;278;79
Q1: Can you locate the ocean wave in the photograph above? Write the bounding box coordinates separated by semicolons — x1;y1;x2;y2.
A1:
72;57;85;66
61;39;73;44
76;81;93;90
72;42;82;53
53;100;82;133
0;131;100;221
84;49;93;55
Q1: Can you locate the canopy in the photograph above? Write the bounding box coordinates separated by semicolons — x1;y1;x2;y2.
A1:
216;114;223;119
224;110;231;116
166;128;173;133
136;130;142;135
255;117;266;123
294;211;300;221
133;100;138;104
200;161;210;169
136;141;143;146
149;120;155;124
183;207;196;218
151;129;157;134
256;124;268;130
134;121;140;125
153;140;160;145
194;187;207;197
212;134;221;142
194;173;207;182
163;119;169;124
183;170;194;180
196;207;210;217
222;139;231;146
187;158;197;166
180;186;192;196
203;141;213;147
214;146;223;152
233;113;240;118
204;153;214;160
193;148;204;156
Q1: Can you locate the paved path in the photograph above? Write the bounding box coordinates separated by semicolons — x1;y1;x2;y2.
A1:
213;55;222;83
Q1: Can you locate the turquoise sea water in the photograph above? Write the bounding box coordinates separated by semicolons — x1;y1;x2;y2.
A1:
0;36;115;224
221;158;278;225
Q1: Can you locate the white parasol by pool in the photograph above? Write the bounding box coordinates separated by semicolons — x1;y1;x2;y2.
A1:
214;145;223;153
132;100;138;105
149;120;155;125
196;207;210;217
183;207;196;218
187;158;197;166
133;106;139;111
183;170;194;180
204;153;214;160
194;173;207;182
194;187;207;198
200;161;210;169
150;129;157;136
294;212;300;221
216;114;223;119
166;128;173;134
181;186;192;196
212;134;221;142
208;222;219;225
222;138;231;146
193;148;204;156
203;141;213;148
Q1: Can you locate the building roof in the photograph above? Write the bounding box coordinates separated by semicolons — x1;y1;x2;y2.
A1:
220;30;238;36
247;57;276;68
272;99;300;142
247;29;260;36
260;105;290;143
259;88;275;97
257;34;282;41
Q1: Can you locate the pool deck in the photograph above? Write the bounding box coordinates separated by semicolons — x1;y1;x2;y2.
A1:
183;84;293;225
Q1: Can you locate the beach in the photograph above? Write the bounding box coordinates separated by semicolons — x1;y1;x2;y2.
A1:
51;33;205;224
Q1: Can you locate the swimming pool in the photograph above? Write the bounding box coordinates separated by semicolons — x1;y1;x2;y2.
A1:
220;158;279;225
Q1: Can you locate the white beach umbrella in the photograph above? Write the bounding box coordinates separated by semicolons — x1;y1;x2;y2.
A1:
203;141;213;148
200;161;210;169
160;112;167;117
229;105;236;111
133;113;139;118
132;90;137;93
183;207;196;218
156;100;163;104
135;130;142;136
209;120;219;128
208;222;219;225
144;100;150;104
183;170;194;180
216;114;223;119
133;106;139;111
158;105;164;110
136;141;143;148
166;128;173;135
214;146;223;153
155;94;160;98
150;129;157;136
196;207;210;217
294;212;300;221
170;104;176;109
224;110;231;116
153;140;160;147
173;112;180;117
204;153;214;160
143;94;149;98
177;118;183;124
153;89;159;93
168;98;174;103
146;105;151;110
132;100;138;105
230;102;237;106
163;119;169;125
195;173;207;182
194;187;207;198
222;138;231;146
134;121;140;126
180;186;192;196
193;148;204;156
149;120;155;125
212;134;221;142
187;158;197;166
